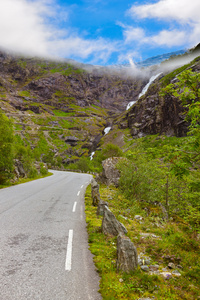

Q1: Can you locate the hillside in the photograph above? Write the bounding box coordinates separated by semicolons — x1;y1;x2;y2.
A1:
0;50;146;168
0;46;200;180
121;56;200;138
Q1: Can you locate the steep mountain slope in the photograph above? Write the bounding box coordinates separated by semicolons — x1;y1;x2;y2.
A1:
124;56;200;138
1;47;200;170
0;50;146;165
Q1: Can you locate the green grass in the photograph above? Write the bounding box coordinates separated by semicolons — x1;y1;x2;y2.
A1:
161;56;200;87
50;63;85;76
0;172;53;189
18;90;31;97
53;109;75;117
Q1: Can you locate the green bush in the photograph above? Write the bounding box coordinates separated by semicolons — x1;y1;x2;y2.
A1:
101;143;123;159
28;166;38;178
40;163;48;175
0;110;14;183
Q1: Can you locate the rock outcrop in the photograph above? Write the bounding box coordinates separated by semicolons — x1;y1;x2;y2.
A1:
91;179;101;206
101;157;121;186
116;233;138;273
14;160;26;178
126;57;200;138
97;199;108;216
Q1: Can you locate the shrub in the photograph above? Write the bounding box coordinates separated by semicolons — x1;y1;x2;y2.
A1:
0;110;14;183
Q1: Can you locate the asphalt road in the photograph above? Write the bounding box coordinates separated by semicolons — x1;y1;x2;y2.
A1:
0;170;102;300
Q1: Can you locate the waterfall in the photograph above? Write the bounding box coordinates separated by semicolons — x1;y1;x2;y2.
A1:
126;72;162;111
90;151;95;160
126;101;137;110
138;73;162;99
90;127;111;160
104;126;111;135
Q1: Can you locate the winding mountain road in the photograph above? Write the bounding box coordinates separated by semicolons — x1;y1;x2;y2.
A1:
0;170;102;300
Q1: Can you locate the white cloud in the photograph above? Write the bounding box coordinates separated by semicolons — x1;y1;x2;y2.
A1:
0;0;116;63
129;0;200;23
117;50;142;64
150;30;187;47
0;0;52;56
127;0;200;49
123;27;145;44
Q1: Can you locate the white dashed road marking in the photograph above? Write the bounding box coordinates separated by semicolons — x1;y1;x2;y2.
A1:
65;229;73;271
72;202;77;212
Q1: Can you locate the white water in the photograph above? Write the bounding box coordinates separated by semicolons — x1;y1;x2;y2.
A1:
104;126;111;135
90;151;95;160
126;100;137;110
126;73;162;111
138;73;162;99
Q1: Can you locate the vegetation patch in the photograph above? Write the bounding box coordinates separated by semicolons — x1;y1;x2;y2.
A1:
85;184;200;300
18;90;32;98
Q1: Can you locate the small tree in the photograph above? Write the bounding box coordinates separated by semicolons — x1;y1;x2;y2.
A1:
0;111;14;183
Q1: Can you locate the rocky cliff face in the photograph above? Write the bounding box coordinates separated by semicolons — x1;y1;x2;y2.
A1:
0;51;145;114
126;56;200;138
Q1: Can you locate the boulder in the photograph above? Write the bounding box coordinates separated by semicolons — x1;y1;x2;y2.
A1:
91;178;101;206
102;206;127;236
101;157;121;186
97;200;108;216
116;233;138;273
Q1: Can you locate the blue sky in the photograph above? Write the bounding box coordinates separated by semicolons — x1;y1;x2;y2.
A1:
0;0;199;65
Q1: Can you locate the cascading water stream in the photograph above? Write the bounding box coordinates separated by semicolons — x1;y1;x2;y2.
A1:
104;126;111;135
126;72;162;110
90;151;95;160
90;126;112;160
138;73;162;99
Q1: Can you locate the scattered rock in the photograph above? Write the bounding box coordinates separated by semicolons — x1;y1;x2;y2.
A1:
162;255;181;264
141;265;149;272
168;262;176;269
149;265;159;271
102;206;127;236
172;270;181;277
140;233;160;239
138;254;151;266
177;265;183;269
161;272;172;279
162;267;168;272
117;233;138;273
91;179;101;206
134;215;143;221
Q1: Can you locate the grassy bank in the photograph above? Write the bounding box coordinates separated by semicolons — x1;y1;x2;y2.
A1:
0;172;53;189
85;184;200;300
